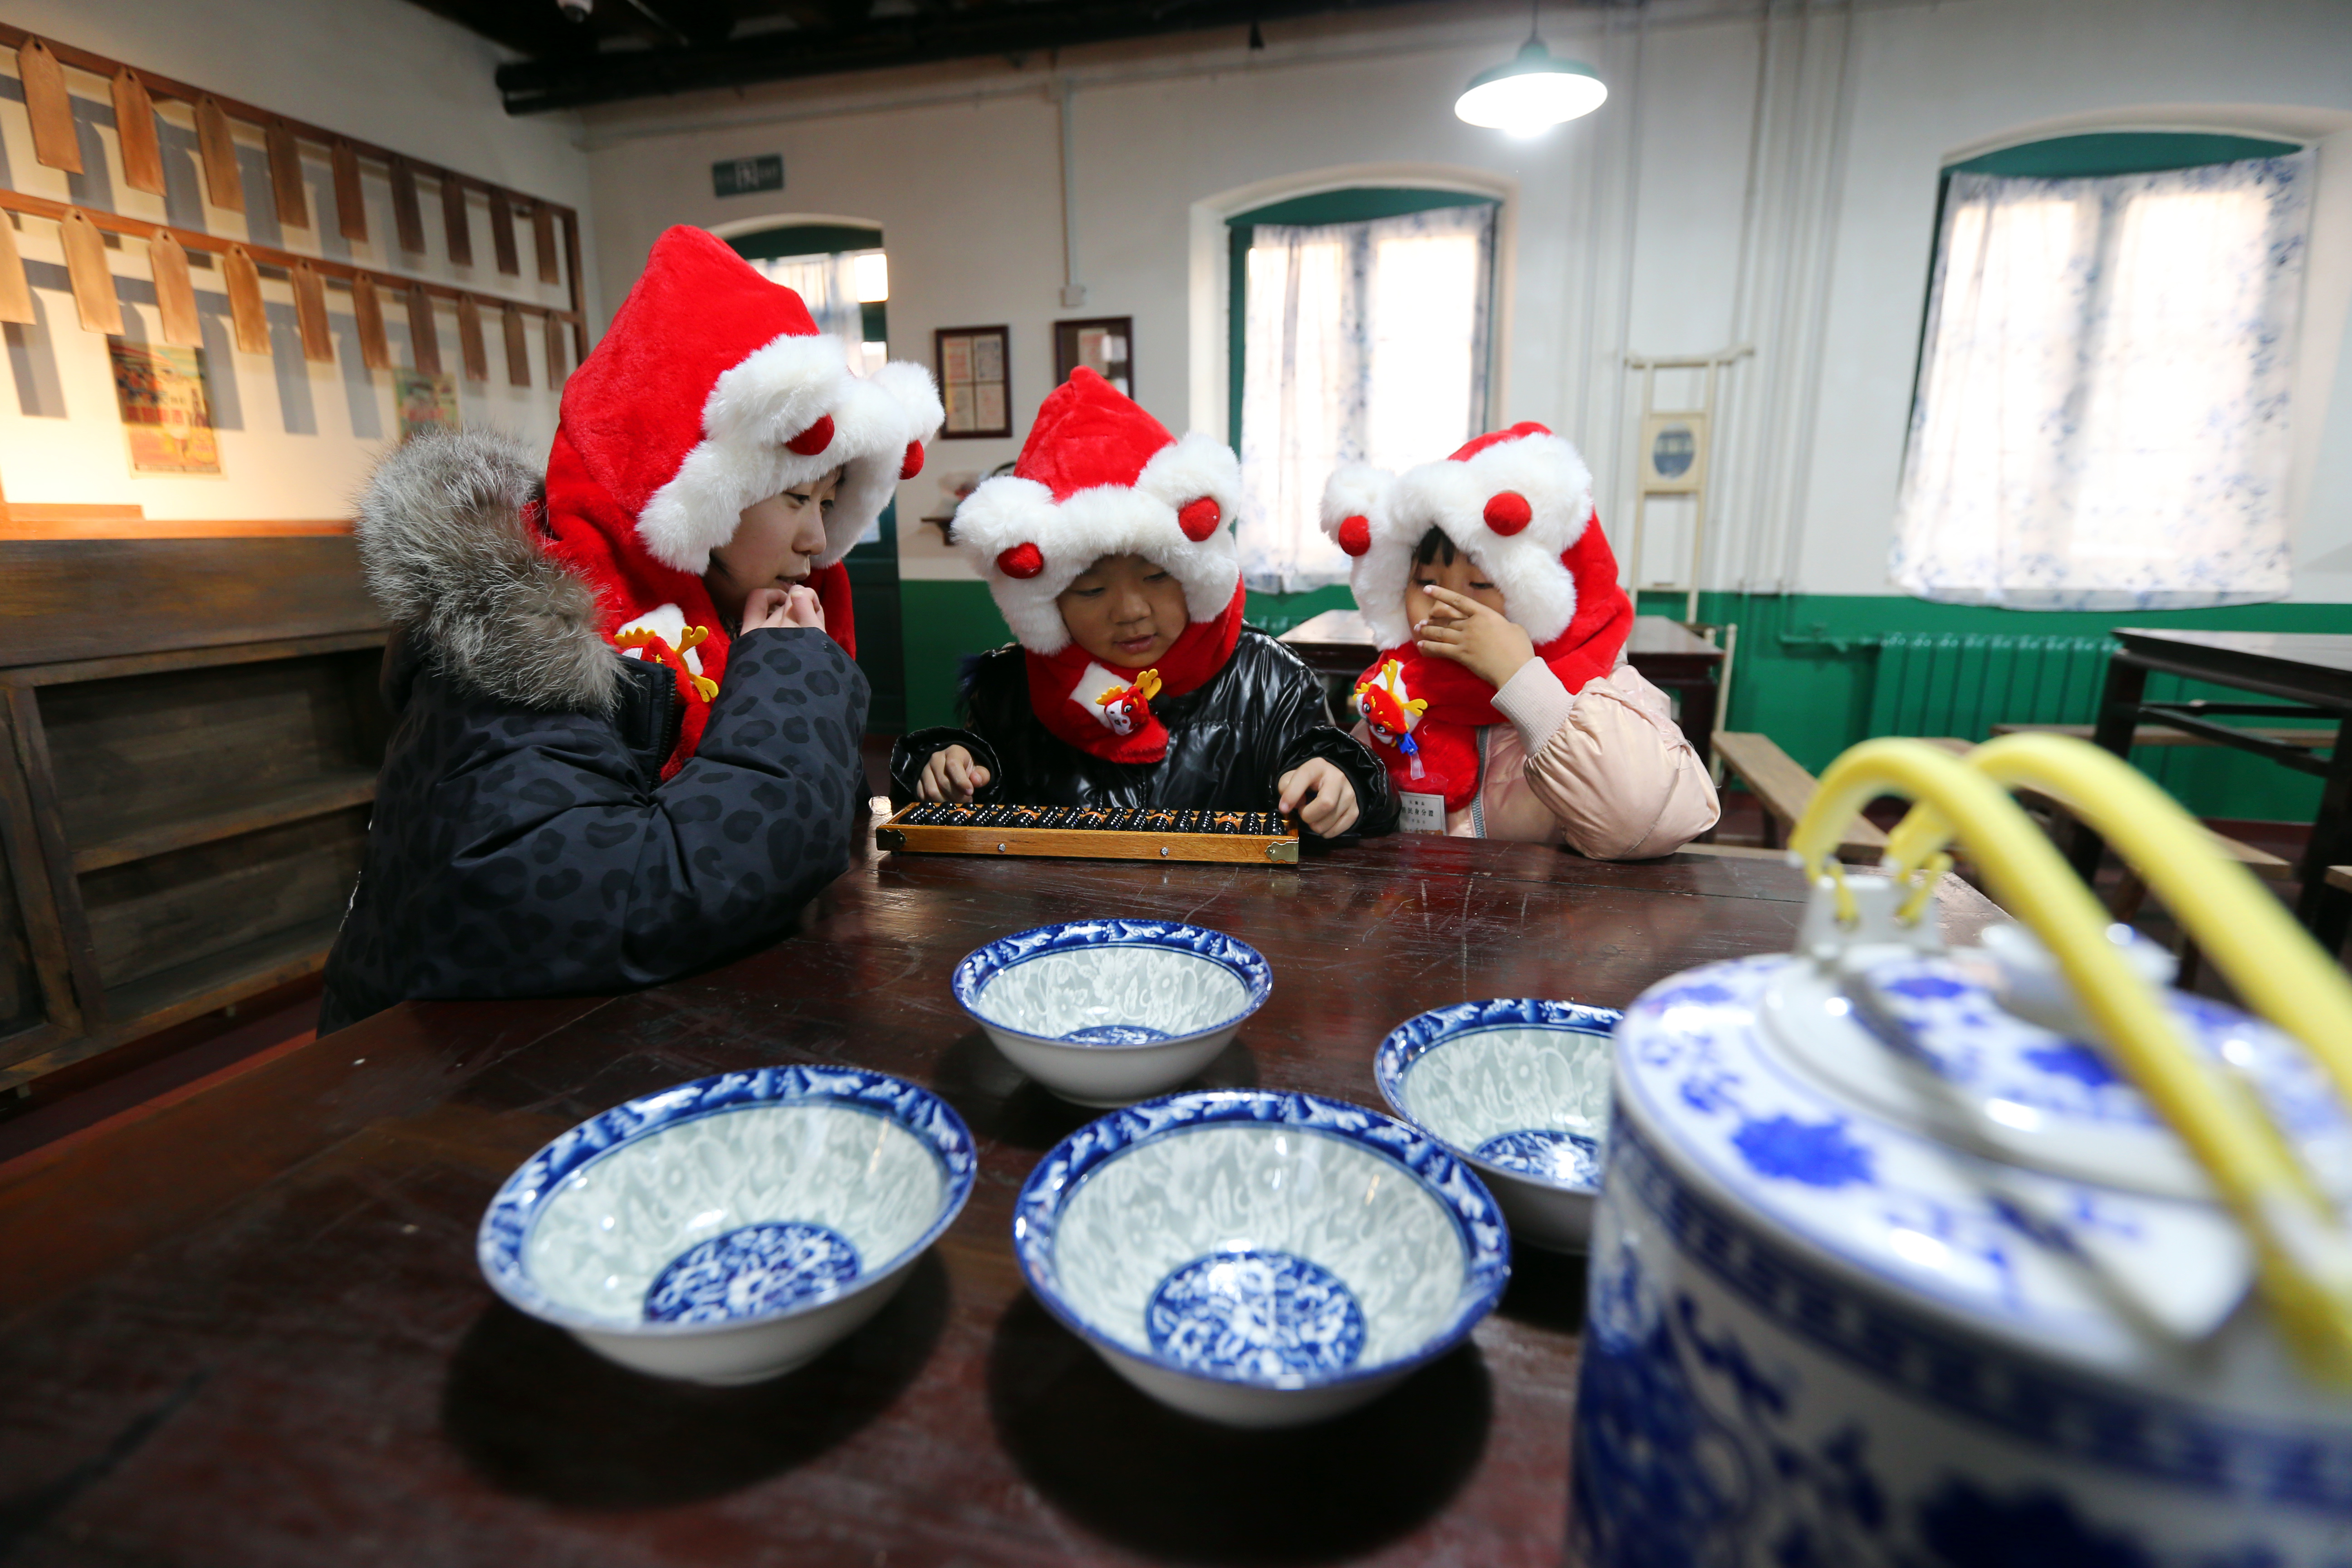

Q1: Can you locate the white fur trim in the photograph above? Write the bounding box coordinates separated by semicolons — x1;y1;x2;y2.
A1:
636;333;946;574
952;431;1243;654
1360;431;1597;646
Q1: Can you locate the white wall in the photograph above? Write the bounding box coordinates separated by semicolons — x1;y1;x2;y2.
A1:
573;0;2352;600
0;0;595;520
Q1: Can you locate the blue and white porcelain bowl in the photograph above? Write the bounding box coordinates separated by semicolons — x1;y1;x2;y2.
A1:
1013;1089;1509;1427
1375;999;1621;1252
478;1066;975;1386
952;920;1272;1106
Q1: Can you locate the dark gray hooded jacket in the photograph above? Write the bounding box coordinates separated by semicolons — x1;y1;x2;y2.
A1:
318;430;868;1035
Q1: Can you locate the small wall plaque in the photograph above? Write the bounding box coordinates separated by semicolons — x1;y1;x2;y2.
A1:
712;155;785;198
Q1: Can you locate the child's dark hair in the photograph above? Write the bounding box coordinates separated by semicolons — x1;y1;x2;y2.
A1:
1413;526;1458;568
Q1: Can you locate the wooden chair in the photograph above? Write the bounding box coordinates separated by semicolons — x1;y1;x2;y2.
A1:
1710;731;1887;862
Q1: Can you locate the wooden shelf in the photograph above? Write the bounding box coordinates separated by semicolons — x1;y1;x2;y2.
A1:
102;915;343;1040
72;772;377;875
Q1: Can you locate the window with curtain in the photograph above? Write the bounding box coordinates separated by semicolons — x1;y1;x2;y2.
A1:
1231;194;1497;593
1891;137;2311;609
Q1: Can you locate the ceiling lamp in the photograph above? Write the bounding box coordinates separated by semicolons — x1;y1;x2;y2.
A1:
1455;15;1606;138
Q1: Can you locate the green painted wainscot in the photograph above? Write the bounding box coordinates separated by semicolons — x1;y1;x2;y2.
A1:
898;579;2348;823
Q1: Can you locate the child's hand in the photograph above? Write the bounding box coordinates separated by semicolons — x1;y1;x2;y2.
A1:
742;584;826;633
1278;758;1360;838
918;745;991;802
1415;585;1535;689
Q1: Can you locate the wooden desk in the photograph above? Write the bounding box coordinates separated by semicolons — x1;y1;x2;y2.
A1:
1279;610;1725;767
0;831;1999;1567
2067;628;2350;942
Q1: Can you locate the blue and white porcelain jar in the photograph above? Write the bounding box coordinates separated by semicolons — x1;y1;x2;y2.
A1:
1574;877;2352;1567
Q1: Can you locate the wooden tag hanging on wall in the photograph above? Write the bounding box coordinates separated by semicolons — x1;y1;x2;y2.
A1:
265;120;310;229
351;274;390;371
0;216;38;327
543;309;569;385
531;205;559;285
456;295;488;381
331;140;368;243
441;175;473;268
405;283;441;376
148;231;202;348
223;245;269;353
19;39;81;174
290;261;333;363
112;70;167;196
59;211;122;335
488;189;519;277
389;157;426;253
501;303;530;387
197;97;245;214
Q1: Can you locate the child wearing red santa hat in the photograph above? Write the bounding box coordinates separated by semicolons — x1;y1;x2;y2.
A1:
1322;423;1717;857
889;369;1394;838
320;225;942;1034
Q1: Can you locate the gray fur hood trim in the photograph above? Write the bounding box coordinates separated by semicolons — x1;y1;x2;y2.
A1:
353;428;620;715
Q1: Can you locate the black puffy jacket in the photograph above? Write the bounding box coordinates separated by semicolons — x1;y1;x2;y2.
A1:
889;630;1396;836
318;431;869;1035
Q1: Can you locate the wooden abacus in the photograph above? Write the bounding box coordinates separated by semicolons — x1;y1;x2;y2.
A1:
874;803;1301;864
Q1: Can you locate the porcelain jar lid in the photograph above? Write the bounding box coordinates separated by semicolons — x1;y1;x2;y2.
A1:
1613;875;2352;1369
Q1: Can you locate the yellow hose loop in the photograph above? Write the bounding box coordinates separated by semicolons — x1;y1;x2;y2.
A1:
1896;852;1954;927
1789;736;2352;1380
1963;733;2352;1116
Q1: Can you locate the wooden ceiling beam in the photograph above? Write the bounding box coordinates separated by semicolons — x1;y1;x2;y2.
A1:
491;0;1439;113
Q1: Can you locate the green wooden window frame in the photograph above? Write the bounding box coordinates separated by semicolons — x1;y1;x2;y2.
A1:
1225;188;1500;450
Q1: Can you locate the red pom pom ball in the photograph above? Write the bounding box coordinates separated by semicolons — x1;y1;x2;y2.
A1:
1483;491;1532;535
899;441;925;481
1336;514;1372;556
786;414;836;456
996;543;1045;579
1177;496;1222;542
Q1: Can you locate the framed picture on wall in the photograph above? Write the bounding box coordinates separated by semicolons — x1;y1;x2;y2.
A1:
1638;411;1707;494
934;324;1012;438
1054;317;1132;396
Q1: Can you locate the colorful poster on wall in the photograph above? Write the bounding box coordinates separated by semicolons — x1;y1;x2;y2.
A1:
108;340;221;475
395;369;461;439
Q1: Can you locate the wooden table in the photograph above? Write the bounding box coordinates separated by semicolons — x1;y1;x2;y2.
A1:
2067;628;2351;943
0;829;2000;1567
1279;610;1726;768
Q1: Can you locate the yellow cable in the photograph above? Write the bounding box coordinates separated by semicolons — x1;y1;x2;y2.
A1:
1790;736;2352;1380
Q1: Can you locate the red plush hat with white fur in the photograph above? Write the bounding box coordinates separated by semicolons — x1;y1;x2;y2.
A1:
952;368;1245;763
1318;422;1632;811
541;225;943;769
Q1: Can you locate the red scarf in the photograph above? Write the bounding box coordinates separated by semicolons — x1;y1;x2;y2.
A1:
1355;523;1632;813
1024;582;1246;763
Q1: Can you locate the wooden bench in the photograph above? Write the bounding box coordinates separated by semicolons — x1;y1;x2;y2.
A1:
1711;731;1888;862
1991;721;2332;749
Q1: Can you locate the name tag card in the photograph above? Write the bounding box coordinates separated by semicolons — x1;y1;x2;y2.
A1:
1399;792;1446;834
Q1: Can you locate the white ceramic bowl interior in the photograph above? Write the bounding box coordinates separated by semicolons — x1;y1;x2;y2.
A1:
953;920;1272;1106
1014;1090;1509;1427
479;1066;975;1385
1376;1000;1622;1251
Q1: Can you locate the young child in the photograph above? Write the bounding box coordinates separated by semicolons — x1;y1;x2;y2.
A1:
319;226;943;1033
891;369;1393;838
1320;423;1717;857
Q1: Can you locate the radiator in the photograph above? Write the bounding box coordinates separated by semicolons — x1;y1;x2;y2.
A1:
1866;633;2117;741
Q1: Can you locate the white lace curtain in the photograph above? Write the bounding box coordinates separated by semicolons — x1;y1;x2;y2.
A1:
1237;203;1496;592
1891;153;2312;609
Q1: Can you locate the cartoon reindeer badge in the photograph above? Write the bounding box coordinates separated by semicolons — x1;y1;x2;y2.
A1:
1353;658;1429;779
1093;668;1163;738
